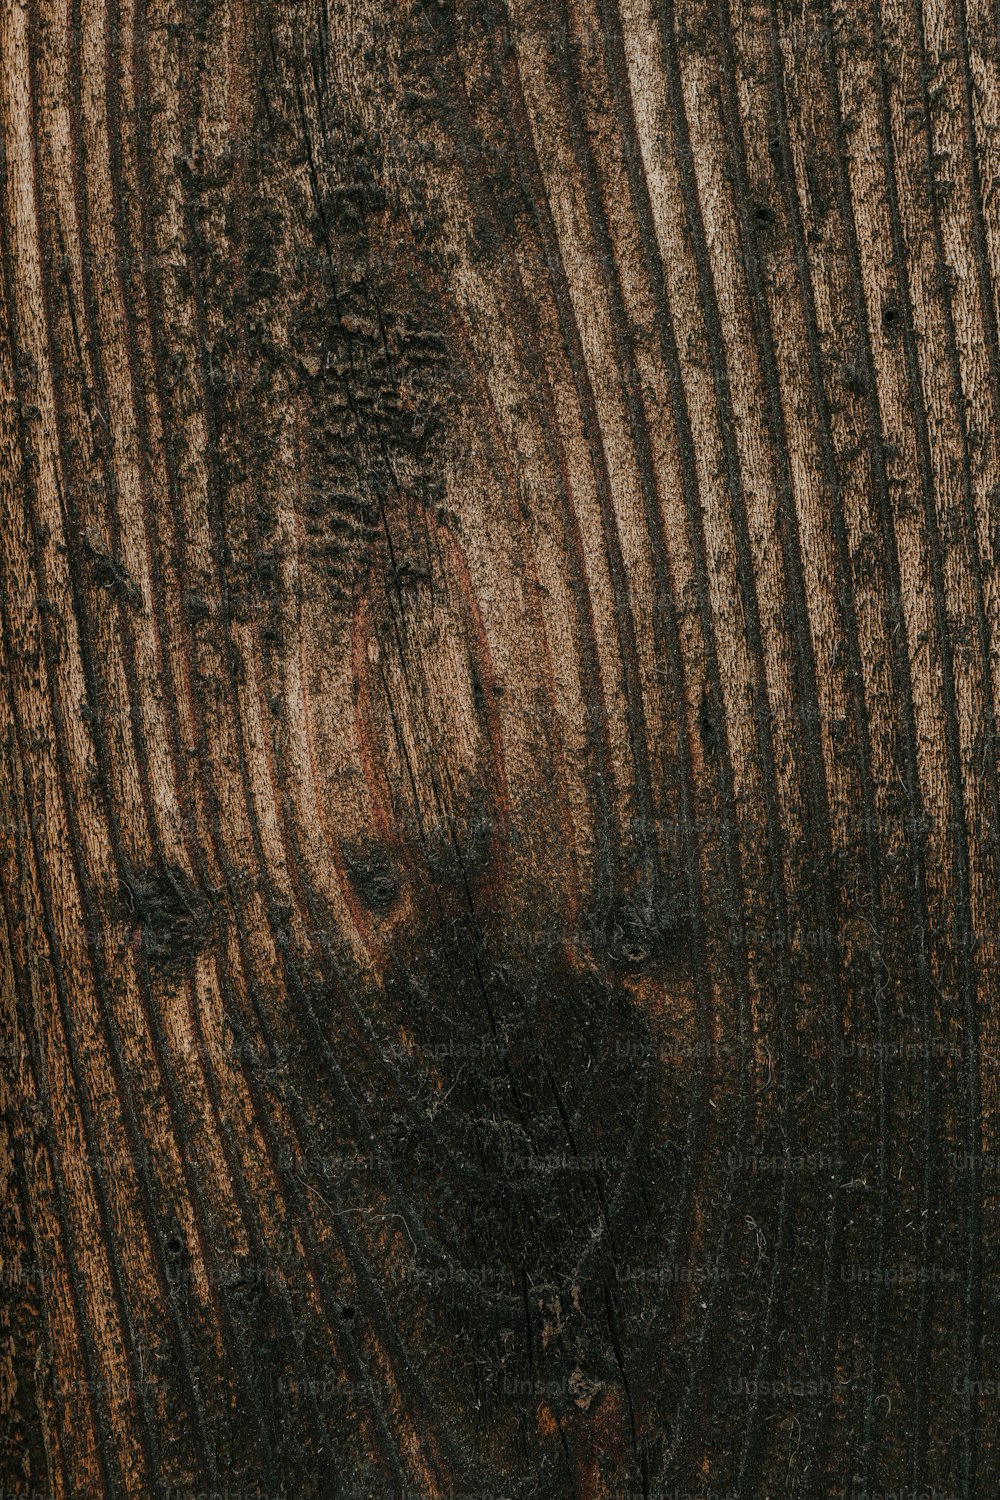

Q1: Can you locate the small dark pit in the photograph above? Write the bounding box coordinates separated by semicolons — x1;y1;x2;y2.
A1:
344;845;401;917
600;881;689;977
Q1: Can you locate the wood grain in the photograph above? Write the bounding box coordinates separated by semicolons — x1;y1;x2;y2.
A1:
1;0;999;1494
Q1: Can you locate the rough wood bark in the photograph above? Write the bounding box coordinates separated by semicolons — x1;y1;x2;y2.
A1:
1;0;999;1494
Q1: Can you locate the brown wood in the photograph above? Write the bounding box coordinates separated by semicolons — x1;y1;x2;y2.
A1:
2;0;999;1494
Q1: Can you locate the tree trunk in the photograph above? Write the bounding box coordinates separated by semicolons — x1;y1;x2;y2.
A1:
1;0;998;1494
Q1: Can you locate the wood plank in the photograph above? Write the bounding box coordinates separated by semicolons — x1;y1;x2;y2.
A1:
1;0;997;1492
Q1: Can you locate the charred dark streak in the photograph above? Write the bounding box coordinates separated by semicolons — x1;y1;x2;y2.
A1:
121;864;214;973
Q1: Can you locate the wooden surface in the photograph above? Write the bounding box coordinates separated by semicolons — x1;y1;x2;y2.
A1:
2;0;1000;1494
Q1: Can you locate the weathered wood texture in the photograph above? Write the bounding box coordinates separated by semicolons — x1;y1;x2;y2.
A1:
2;0;999;1494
